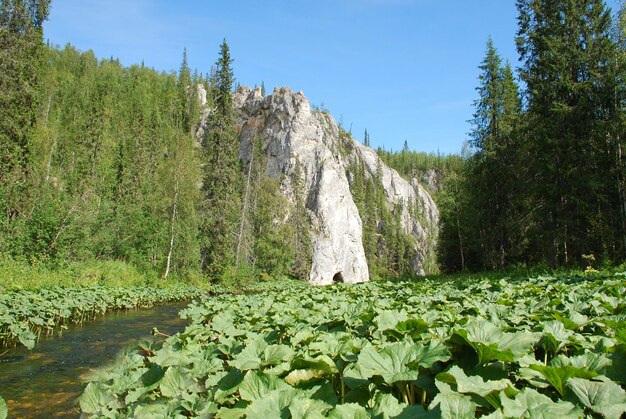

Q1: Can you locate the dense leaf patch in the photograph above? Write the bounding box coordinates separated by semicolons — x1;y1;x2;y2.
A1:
80;275;626;417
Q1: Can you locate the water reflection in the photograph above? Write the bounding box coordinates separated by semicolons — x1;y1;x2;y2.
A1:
0;302;191;418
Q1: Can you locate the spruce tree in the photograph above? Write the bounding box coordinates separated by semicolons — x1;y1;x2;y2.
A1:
200;39;242;279
467;38;522;269
516;0;620;265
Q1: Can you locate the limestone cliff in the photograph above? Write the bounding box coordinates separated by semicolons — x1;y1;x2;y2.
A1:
201;85;438;284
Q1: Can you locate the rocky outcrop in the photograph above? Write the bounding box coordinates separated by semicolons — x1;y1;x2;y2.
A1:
200;85;439;284
234;86;369;285
345;141;439;275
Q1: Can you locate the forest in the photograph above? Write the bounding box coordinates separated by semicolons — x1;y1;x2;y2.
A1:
2;0;626;287
1;1;626;418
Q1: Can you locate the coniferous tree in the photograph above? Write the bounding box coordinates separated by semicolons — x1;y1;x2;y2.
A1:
0;0;50;230
200;39;242;278
516;0;620;265
291;159;311;280
467;38;522;269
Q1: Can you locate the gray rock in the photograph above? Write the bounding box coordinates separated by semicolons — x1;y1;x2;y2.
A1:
200;84;439;284
344;137;439;276
234;86;369;285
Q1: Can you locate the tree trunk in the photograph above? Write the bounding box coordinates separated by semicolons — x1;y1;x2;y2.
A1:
163;178;179;279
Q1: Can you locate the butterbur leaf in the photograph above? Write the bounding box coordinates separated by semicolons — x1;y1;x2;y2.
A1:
288;398;333;419
292;354;339;375
0;396;7;419
542;320;574;352
159;366;201;398
353;338;450;385
566;377;626;419
497;330;540;358
238;371;290;401
528;364;596;397
215;406;247;419
263;344;295;365
451;320;538;365
79;382;122;416
328;403;369;419
430;390;477;419
285;369;326;385
133;402;170;417
352;341;418;384
500;388;582;418
230;338;267;371
371;392;430;418
244;388;297;419
215;369;244;396
375;310;408;331
18;329;36;350
393;318;430;340
413;339;451;368
437;365;511;397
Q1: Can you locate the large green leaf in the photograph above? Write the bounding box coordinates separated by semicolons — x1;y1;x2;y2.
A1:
437;365;511;397
451;320;539;365
0;396;7;419
238;371;290;401
375;310;408;331
78;382;122;417
430;384;477;419
288;397;333;419
230;337;267;370
292;354;339;375
566;378;626;419
370;392;430;418
351;338;448;384
500;388;582;418
328;403;369;419
285;369;326;386
244;388;297;419
528;364;596;397
159;366;201;398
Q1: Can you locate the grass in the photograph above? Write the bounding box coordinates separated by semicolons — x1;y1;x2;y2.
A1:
0;257;208;291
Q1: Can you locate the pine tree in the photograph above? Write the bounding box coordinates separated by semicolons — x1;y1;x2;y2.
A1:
363;129;370;147
200;39;242;279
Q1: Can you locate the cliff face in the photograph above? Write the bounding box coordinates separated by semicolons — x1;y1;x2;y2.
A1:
205;85;438;285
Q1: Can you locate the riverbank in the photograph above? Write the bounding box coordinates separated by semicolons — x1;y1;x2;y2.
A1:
0;285;203;351
0;301;191;418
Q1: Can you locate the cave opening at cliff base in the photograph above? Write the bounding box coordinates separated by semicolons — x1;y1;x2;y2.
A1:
332;272;344;283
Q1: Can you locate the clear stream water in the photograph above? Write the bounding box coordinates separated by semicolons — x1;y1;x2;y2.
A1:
0;301;191;418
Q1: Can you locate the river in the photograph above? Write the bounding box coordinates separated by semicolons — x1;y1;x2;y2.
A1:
0;301;191;418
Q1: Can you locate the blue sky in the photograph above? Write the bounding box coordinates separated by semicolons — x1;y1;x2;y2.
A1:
44;1;620;154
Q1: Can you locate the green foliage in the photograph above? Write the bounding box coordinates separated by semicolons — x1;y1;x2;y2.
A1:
0;0;50;214
291;159;312;280
78;273;626;417
347;155;419;279
439;1;626;272
0;41;204;280
200;39;242;279
0;282;202;350
514;0;624;266
253;177;294;277
376;148;463;194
